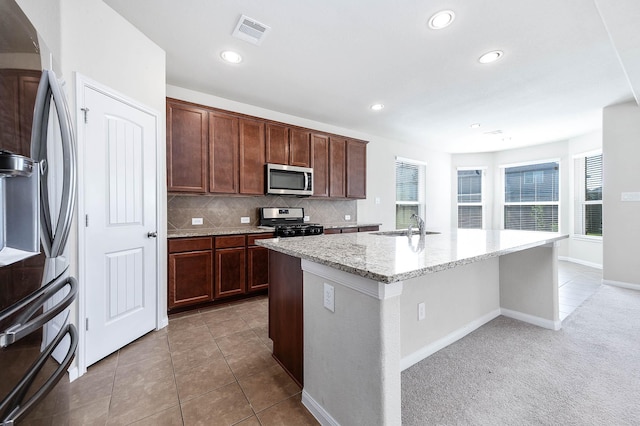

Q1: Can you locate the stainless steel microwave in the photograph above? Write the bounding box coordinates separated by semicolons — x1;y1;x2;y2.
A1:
266;163;313;196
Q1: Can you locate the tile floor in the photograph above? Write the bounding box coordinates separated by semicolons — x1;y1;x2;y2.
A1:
558;260;602;321
21;295;319;425
17;261;600;425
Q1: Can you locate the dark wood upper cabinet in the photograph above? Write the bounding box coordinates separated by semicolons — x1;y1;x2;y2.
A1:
289;128;311;167
166;100;209;193
239;118;265;195
166;98;367;199
311;133;329;197
346;139;367;199
266;123;311;167
209;111;239;194
329;137;346;198
266;123;289;165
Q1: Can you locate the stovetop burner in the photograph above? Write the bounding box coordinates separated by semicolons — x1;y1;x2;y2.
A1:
259;207;324;237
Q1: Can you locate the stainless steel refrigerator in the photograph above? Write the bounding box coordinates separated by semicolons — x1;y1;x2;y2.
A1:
0;66;78;424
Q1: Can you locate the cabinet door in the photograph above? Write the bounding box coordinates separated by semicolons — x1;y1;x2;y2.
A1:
266;123;289;165
346;139;367;199
329;137;346;198
289;128;311;167
209;111;239;193
247;246;269;292
215;247;246;298
168;250;213;309
311;133;329;197
239;118;265;195
166;100;209;192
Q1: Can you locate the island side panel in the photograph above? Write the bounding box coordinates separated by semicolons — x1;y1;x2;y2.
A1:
302;267;402;426
268;250;304;387
499;243;560;330
400;256;501;370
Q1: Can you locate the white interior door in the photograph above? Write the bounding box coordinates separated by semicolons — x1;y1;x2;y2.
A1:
80;83;157;367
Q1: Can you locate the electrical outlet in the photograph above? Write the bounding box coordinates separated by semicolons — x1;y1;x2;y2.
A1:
418;302;425;321
344;214;351;221
191;217;203;225
375;197;381;205
324;283;335;312
304;215;310;222
240;216;250;224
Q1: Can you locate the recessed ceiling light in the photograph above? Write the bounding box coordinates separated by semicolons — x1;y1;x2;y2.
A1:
470;123;481;129
220;50;242;64
370;103;385;111
478;50;504;64
428;10;455;29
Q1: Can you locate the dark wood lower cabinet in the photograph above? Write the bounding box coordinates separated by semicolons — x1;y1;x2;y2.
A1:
324;225;379;234
168;237;214;310
268;250;304;387
168;233;273;313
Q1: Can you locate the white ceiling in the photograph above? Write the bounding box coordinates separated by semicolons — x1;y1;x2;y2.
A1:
104;0;640;153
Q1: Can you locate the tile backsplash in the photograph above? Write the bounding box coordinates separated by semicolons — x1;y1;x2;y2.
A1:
168;195;357;230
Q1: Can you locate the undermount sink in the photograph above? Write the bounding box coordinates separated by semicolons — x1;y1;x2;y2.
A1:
372;230;440;237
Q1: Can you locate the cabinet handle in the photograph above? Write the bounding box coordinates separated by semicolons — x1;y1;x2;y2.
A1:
147;231;158;238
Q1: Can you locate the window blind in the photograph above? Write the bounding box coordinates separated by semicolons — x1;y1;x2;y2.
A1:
457;169;482;229
504;161;559;232
395;159;425;229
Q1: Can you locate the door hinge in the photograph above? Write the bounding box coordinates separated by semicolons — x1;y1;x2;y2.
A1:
81;107;89;124
85;318;89;331
85;214;89;227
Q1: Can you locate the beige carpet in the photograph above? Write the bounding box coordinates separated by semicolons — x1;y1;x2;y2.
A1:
401;285;640;425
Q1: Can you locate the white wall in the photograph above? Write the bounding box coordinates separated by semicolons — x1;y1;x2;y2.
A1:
16;0;167;372
167;85;453;232
602;101;640;286
451;131;604;266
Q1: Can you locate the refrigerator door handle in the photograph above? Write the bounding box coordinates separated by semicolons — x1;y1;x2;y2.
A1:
0;274;77;348
0;323;78;424
30;70;77;259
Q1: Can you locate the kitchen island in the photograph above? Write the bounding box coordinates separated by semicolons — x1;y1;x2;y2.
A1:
257;229;568;425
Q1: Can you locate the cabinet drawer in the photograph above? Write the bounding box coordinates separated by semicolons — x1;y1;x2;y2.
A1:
247;233;275;246
358;226;379;232
169;237;212;253
215;235;246;249
323;228;341;235
341;227;358;233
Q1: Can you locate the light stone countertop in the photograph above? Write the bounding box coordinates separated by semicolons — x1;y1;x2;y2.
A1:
167;223;382;238
256;229;569;283
167;227;274;238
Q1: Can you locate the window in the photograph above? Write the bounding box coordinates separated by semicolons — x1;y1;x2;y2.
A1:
574;153;602;236
503;161;559;232
457;169;483;229
395;158;425;229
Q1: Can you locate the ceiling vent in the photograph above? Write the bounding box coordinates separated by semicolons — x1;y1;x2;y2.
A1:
232;15;271;46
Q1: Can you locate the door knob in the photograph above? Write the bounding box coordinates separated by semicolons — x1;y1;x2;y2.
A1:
147;231;157;238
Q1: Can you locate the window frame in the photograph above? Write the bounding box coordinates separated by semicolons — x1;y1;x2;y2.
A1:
500;158;561;233
456;167;485;229
395;156;426;230
573;150;602;239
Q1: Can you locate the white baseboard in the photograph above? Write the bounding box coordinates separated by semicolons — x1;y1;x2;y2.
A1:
558;256;602;270
501;308;561;330
400;309;501;371
301;390;340;426
68;366;79;382
603;279;640;291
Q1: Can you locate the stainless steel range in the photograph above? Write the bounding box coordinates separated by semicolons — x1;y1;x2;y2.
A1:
259;207;323;237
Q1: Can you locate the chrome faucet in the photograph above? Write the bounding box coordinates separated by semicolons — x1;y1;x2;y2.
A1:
407;213;426;237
